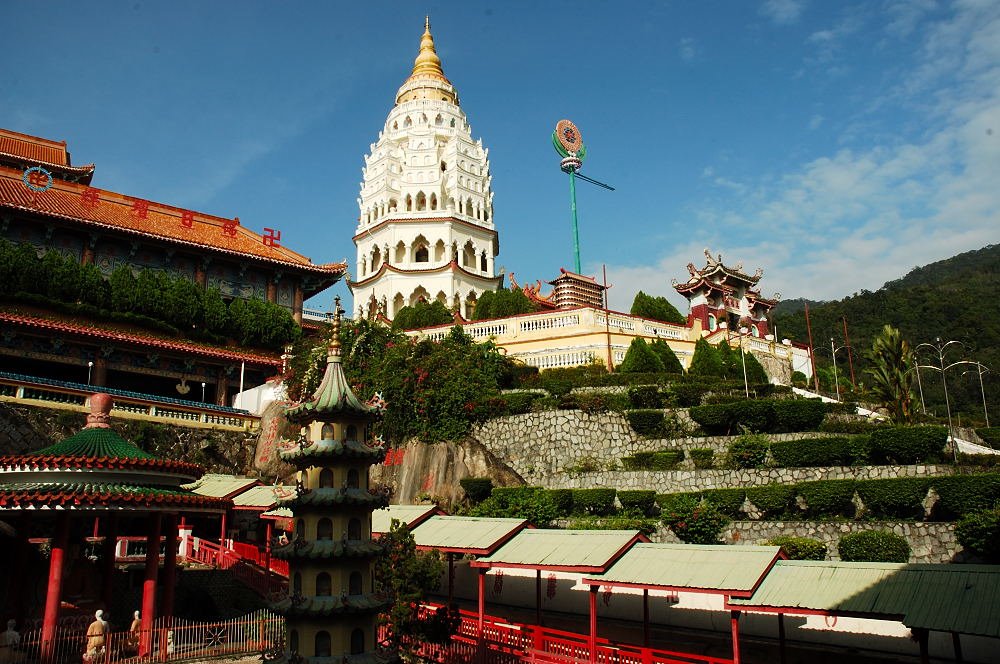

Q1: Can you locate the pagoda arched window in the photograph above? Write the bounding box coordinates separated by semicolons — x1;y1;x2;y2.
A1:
462;241;476;267
430;193;438;211
321;423;334;440
371;246;382;270
319;468;334;488
292;572;302;595
350;629;365;655
436;290;447;305
315;572;332;597
752;325;761;338
405;194;412;212
349;571;363;595
348;518;362;541
392;121;398;130
289;630;299;655
346;424;358;440
392;293;404;315
296;519;305;538
394;241;406;264
450;118;456;128
480;252;487;272
441;161;447;171
388;198;397;212
404;116;412;128
315;631;331;658
347;468;360;489
708;314;717;331
416;192;427;211
415;246;429;263
317;518;333;541
435;114;443;126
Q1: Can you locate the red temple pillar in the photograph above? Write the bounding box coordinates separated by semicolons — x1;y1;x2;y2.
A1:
41;514;70;663
92;357;108;388
263;520;273;575
266;281;278;304
101;514;119;612
293;284;304;325
476;568;485;638
731;610;742;664
535;570;542;627
588;585;598;663
447;552;455;606
139;514;161;657
643;589;650;648
161;514;178;621
219;511;228;544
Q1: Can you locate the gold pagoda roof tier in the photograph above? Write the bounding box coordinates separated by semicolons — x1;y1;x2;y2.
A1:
395;17;458;106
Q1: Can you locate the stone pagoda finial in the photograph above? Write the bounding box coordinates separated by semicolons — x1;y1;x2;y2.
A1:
85;393;113;429
409;15;447;81
328;296;344;361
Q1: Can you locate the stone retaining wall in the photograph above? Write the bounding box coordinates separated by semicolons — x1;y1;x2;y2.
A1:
540;464;957;493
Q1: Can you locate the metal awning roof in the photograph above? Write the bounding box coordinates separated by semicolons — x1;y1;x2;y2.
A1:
231;485;282;509
471;529;646;573
410;516;528;555
583;543;784;598
729;560;1000;638
372;504;441;534
185;474;259;499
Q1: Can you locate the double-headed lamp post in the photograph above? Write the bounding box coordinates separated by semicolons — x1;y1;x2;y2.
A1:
818;339;852;402
738;327;750;399
960;362;991;429
914;338;974;459
87;361;94;386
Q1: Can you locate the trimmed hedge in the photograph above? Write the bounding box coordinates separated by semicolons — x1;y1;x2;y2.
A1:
838;530;911;562
544;489;574;517
618;490;657;515
932;474;1000;519
690;448;715;469
766;536;826;560
855;478;927;519
769;436;865;468
499;392;543;414
746;485;795;515
628;385;663;409
727;433;769;469
955;507;1000;562
977;427;1000;447
572;488;617;516
459;477;493;504
869;426;947;465
626;410;666;437
796;480;858;517
689;399;825;435
622;450;684;471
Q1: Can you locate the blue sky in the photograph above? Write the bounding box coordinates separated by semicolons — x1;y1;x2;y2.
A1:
3;1;998;312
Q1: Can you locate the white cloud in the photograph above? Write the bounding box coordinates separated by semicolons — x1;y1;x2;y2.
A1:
760;0;805;25
605;2;1000;307
808;114;824;130
678;37;697;62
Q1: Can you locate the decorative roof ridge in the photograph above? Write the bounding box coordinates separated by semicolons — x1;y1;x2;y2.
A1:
0;454;205;477
0;151;95;174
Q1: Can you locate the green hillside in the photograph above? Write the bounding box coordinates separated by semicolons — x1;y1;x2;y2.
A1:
771;244;999;425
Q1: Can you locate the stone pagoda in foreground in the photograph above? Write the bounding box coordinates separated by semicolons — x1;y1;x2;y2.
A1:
271;298;393;663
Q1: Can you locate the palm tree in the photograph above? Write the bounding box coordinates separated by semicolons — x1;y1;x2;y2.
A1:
864;325;915;423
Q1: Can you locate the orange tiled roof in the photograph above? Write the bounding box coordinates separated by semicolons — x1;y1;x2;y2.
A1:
0;128;69;165
0;165;347;275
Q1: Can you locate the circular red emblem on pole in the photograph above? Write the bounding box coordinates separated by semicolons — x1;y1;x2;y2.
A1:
555;119;583;154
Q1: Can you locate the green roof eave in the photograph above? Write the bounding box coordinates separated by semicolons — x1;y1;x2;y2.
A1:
33;427;159;460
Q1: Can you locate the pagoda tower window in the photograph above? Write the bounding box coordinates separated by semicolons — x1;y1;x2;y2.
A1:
347;468;360;489
321;423;335;440
708;314;717;331
315;631;331;658
289;630;299;654
435;114;443;126
394;242;406;263
405;194;412;211
347;424;358;440
349;571;363;595
319;468;334;488
404;116;412;128
450;118;456;128
388;198;398;212
416;192;427;211
348;518;362;541
317;518;333;541
440;161;447;171
371;247;382;270
480;251;487;272
430;193;438;211
350;629;365;655
434;239;446;261
462;241;475;267
296;519;305;536
315;572;332;597
292;572;302;595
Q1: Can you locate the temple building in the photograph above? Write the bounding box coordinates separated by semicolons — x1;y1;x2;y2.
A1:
0;127;347;402
349;18;502;321
272;299;393;663
673;249;777;337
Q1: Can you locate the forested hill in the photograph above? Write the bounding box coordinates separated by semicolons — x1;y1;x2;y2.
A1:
771;244;999;422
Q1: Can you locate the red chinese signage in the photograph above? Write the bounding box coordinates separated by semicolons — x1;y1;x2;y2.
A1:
80;188;100;208
181;211;194;229
222;217;240;238
131;198;149;219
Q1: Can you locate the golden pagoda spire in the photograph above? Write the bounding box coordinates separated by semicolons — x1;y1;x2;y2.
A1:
410;15;447;80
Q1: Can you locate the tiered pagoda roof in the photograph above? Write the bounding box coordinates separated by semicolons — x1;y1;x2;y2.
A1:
0;128;95;184
0;393;228;512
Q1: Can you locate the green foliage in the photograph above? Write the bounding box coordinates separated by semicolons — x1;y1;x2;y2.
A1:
931;474;1000;519
617;490;657;516
688;338;725;377
565;516;660;536
977;428;1000;447
375;521;454;652
796;480;858;517
766;536;827;560
955;507;1000;562
838;530;911;563
621;450;684;470
661;495;730;544
571;488;617;516
727;430;770;469
471;486;557;526
649;340;685;374
769;436;862;468
226;296;300;348
670;383;708;407
563;455;603;475
868;426;947;465
791;371;808;387
689;448;715;469
459;478;494;504
473;288;537;320
544;489;574;517
690;399;825;435
392;300;453;330
618;338;666;374
746;485;795;515
499;392;544;414
742;350;770;385
865;325;915;423
772;399;827;433
855;478;928;519
627;385;663;409
630;291;686;324
626;410;666;438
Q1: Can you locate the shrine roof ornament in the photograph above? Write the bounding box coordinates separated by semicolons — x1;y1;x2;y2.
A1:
395;16;458;106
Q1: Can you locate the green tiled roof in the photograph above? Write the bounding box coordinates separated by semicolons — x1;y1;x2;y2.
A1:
371;504;440;534
279;438;386;463
411;516;528;554
33;427;158;460
272;593;390;616
474;529;644;572
285;353;377;422
0;482;228;511
280;488;390;510
272;539;383;560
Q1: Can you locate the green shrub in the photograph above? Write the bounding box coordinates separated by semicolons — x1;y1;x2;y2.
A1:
958;453;1000;468
617;490;657;516
727;431;770;469
745;485;794;516
627;410;666;438
572;488;617;516
838;530;910;562
557;394;579;410
855;478;928;519
564;455;603;475
542;378;574;397
575;393;614;414
499;392;542;415
796;480;857;517
820;419;886;435
772;399;827;433
688;338;725;378
544;489;574;517
791;371;808;387
976;427;1000;447
471;486;557;526
931;474;1000;519
825;402;859;416
766;536;826;560
630;291;686;324
628;385;663;409
955;507;1000;562
649;340;684;374
661;495;729;544
694;488;746;517
769;436;858;467
459;478;494;504
671;383;707;407
565;516;660;536
618;338;665;373
621;450;683;470
869;426;948;465
689;448;715;469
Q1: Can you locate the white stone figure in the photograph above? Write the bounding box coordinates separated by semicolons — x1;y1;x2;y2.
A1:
0;619;20;664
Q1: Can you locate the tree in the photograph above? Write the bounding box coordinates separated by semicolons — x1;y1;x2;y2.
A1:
742;348;770;384
375;521;456;656
617;338;665;373
630;291;686;324
865;325;915;423
473;288;536;320
109;266;140;312
717;341;737;379
650;339;684;374
688;338;725;377
392;300;453;330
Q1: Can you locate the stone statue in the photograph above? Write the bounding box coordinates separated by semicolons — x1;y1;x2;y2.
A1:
84;611;106;661
128;611;141;651
0;619;20;664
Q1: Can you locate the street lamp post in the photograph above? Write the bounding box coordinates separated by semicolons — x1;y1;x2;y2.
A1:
739;327;750;399
201;382;206;403
914;338;973;461
961;362;991;429
87;361;94;386
819;340;853;402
